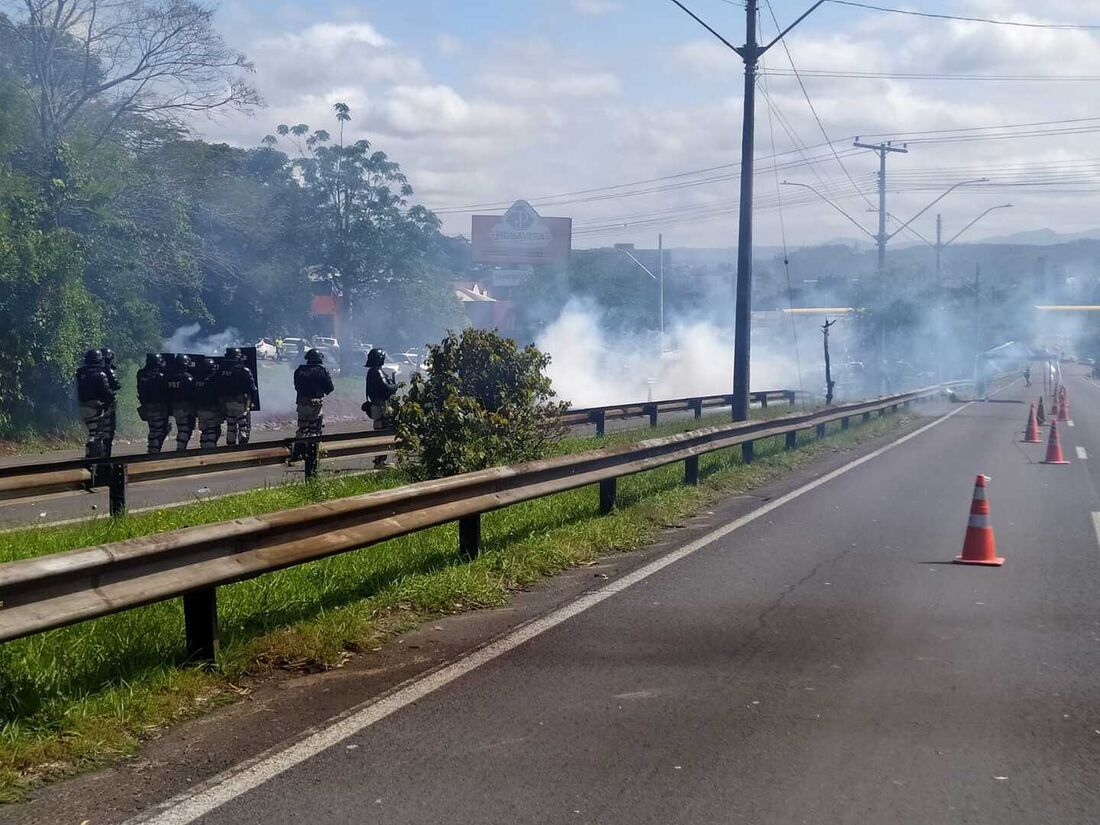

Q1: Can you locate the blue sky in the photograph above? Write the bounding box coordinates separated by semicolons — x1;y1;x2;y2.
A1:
200;1;1100;249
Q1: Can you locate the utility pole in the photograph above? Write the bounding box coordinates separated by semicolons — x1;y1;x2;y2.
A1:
822;317;836;406
658;233;665;351
935;214;943;285
669;0;829;422
973;262;983;396
730;0;759;423
853;140;908;392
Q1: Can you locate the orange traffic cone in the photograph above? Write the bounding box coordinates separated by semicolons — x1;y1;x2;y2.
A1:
955;474;1003;566
1036;396;1046;425
1042;419;1070;465
1051;396;1061;421
1058;387;1070;421
1023;403;1041;443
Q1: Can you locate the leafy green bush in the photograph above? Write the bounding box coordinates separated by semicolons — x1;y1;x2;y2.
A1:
393;329;568;480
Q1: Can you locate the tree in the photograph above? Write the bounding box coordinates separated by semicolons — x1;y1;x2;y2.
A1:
0;0;260;154
393;329;568;480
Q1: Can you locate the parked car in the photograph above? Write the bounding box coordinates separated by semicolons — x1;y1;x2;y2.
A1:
312;335;340;353
254;338;277;360
278;337;306;361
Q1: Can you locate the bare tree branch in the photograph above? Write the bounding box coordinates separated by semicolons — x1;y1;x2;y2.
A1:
0;0;261;148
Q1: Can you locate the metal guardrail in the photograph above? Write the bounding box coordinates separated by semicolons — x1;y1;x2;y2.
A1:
0;387;935;661
0;390;800;513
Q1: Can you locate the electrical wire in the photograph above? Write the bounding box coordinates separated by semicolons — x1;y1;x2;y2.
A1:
827;0;1100;31
760;69;1100;82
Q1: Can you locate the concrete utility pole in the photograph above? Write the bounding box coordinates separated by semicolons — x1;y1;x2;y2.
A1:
933;204;1013;284
669;0;828;425
853;140;908;390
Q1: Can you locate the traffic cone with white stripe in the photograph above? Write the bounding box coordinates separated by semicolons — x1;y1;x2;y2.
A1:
1023;403;1041;443
1042;419;1070;465
954;474;1003;567
1036;396;1046;425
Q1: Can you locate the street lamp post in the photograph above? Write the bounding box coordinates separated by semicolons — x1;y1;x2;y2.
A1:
617;240;666;349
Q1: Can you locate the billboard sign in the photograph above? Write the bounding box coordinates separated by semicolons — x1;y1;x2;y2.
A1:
472;200;571;265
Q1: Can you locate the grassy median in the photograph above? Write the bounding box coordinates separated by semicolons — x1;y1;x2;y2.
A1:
0;406;916;802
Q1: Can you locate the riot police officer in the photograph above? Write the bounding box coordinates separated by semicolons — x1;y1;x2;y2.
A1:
363;348;398;429
167;354;197;450
221;347;257;446
293;349;334;439
136;353;171;453
192;356;223;449
98;347;122;457
75;349;115;459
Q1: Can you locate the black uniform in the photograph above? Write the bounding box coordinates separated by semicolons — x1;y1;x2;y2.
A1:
99;349;122;456
192;359;223;450
365;367;397;429
76;363;115;458
293;362;334;438
220;358;257;445
136;356;171;453
167;359;197;451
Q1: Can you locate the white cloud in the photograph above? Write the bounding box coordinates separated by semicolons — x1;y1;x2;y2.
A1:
436;33;464;57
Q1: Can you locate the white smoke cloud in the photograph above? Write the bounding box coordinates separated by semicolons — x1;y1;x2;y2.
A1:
536;299;805;407
161;324;243;356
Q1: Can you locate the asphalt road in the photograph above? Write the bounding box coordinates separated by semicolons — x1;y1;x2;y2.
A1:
119;374;1100;825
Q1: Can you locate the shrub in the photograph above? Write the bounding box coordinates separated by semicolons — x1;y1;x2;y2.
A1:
393;329;567;480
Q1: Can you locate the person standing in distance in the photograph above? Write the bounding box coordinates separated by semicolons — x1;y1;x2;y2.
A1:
98;347;122;457
294;349;334;440
75;349;115;459
136;353;172;453
167;354;198;450
363;348;398;468
192;356;224;450
221;347;258;446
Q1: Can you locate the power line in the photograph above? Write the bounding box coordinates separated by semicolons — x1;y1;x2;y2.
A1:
827;0;1100;31
760;69;1100;82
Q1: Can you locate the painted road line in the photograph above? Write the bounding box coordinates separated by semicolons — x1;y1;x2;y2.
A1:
1077;446;1088;460
1068;420;1075;427
126;400;976;825
1093;513;1100;551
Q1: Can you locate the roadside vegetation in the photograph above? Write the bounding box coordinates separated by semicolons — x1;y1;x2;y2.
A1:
0;407;917;802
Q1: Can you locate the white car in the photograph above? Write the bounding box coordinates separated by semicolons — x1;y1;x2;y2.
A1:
254;338;277;360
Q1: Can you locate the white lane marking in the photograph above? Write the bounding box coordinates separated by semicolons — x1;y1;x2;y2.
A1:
1077;446;1088;460
126;401;974;825
1092;513;1100;551
1068;420;1075;427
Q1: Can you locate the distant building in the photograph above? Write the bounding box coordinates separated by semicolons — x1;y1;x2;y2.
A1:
455;281;515;333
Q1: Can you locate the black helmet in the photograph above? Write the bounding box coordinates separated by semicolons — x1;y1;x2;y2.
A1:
174;353;193;371
305;348;324;364
83;349;104;367
365;348;386;368
225;347;243;362
144;353;161;368
99;347;115;365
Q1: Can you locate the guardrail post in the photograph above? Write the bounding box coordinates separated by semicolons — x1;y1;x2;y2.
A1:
841;416;850;431
684;455;700;486
645;404;658;428
183;588;219;665
891;403;899;413
863;411;872;423
690;398;703;420
785;431;797;450
742;441;754;464
878;408;886;418
108;464;127;516
786;390;797;406
759;393;769;410
815;423;826;439
458;514;481;559
304;443;320;480
599;478;617;514
593;410;606;437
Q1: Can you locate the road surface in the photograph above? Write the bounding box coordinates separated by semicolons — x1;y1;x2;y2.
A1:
71;371;1093;825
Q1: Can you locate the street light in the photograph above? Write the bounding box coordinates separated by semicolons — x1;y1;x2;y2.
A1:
616;236;665;349
934;204;1013;283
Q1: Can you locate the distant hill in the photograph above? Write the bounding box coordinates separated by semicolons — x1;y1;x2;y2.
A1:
971;228;1100;246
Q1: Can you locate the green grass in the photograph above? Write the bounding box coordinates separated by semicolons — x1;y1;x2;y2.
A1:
0;405;914;802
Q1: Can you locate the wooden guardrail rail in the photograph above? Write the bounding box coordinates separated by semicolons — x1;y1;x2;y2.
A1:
0;387;934;662
0;390;801;513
